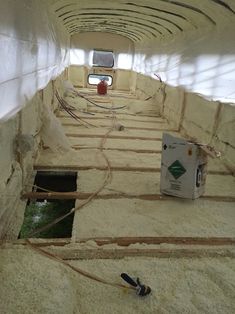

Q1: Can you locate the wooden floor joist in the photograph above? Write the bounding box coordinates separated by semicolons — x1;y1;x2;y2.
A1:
70;147;162;154
76;236;235;246
73;90;137;100
22;191;235;202
13;236;235;247
64;125;175;132
34;165;162;172
59;115;164;124
76;110;160;118
34;165;231;176
35;247;235;260
66;133;163;141
42;145;161;154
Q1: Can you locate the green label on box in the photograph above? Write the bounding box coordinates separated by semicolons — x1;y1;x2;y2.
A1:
168;160;186;179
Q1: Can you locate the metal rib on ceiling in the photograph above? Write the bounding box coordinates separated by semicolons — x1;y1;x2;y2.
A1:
49;0;235;42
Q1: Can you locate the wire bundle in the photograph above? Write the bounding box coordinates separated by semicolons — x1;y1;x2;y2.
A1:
55;91;96;128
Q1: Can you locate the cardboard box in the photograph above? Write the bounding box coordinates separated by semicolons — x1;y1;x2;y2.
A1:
160;133;208;199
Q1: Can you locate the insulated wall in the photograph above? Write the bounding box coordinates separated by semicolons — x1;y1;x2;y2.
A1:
0;0;70;121
0;72;67;240
133;24;235;103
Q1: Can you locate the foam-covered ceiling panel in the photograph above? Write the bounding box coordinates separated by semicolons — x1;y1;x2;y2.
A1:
48;0;235;42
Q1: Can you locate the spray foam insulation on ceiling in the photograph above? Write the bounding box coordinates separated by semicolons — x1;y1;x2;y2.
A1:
48;0;235;42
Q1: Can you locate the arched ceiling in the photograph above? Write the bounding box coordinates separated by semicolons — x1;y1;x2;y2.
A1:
48;0;235;43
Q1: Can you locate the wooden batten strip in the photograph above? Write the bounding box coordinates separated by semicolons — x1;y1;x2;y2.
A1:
34;165;231;176
22;192;235;202
80;110;160;118
64;125;174;132
34;165;162;172
13;236;235;247
41;248;235;260
21;192;167;200
59;115;163;123
73;90;137;100
71;147;162;154
42;145;161;154
78;237;235;246
66;133;163;141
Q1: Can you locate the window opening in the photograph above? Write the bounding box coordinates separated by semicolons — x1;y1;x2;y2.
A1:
92;49;114;68
88;74;113;86
19;171;77;239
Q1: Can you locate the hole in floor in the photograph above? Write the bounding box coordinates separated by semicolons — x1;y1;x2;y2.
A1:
19;171;77;239
35;171;77;192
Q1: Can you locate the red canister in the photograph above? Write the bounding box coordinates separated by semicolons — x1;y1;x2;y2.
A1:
97;80;107;95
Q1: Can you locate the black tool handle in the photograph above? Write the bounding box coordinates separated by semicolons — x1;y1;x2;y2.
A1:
121;273;137;287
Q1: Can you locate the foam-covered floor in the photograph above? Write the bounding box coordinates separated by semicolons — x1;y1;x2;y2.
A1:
1;246;235;314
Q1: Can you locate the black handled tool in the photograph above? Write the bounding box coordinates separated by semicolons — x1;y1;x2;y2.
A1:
121;273;151;297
